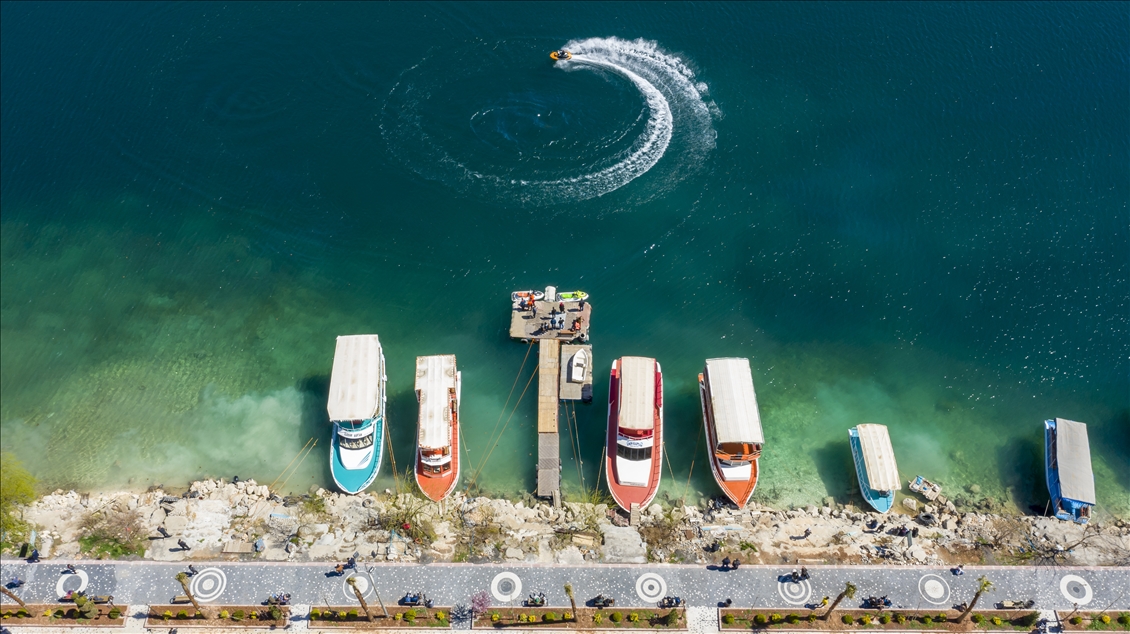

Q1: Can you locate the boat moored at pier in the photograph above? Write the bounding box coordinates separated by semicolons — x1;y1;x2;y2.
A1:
848;423;899;513
414;355;462;502
699;358;763;508
605;356;663;512
1045;418;1095;524
327;335;387;495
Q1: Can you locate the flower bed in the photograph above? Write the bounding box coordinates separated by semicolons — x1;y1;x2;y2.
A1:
719;609;1042;631
145;605;289;628
0;604;127;628
308;606;453;628
473;607;685;630
1057;612;1130;631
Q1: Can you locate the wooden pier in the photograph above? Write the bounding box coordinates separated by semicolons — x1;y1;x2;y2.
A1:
510;299;592;342
537;339;561;500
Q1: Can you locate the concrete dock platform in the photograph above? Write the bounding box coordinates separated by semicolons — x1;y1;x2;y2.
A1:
510;300;592;341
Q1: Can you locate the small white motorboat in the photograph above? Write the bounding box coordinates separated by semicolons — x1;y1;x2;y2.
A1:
570;348;589;383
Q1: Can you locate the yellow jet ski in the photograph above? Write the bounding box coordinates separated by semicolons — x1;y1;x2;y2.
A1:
550;49;572;61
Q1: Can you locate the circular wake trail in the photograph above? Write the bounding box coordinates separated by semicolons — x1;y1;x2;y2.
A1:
382;36;718;206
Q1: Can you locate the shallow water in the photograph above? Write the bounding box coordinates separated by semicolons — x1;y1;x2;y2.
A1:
1;2;1126;516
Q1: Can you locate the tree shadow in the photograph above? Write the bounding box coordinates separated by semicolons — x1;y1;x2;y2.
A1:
996;435;1042;512
811;439;856;505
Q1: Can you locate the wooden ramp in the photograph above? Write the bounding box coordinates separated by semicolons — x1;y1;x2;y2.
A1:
537;339;561;499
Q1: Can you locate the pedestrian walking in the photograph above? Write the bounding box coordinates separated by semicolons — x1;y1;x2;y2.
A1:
731;558;741;570
579;298;585;310
8;578;25;588
800;566;809;580
724;598;732;607
157;526;171;538
333;564;345;576
177;539;191;551
559;301;565;313
721;556;731;570
28;549;39;563
803;527;812;540
188;565;199;577
347;556;356;569
821;596;829;608
66;564;77;574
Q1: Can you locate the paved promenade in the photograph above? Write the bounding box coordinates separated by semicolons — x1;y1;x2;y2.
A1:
2;560;1126;613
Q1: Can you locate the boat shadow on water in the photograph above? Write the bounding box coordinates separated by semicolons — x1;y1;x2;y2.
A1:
298;374;335;487
811;440;856;506
995;436;1043;511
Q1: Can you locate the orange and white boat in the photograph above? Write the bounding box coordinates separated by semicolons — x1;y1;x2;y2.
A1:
414;355;461;502
699;358;764;508
605;356;663;512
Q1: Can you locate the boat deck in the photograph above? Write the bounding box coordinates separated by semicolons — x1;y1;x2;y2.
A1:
559;344;594;401
509;300;592;341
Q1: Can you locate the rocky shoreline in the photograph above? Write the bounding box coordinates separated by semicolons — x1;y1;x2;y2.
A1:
18;479;1129;567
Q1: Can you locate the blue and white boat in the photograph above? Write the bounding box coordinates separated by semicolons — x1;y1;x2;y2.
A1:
848;424;899;513
1044;418;1095;524
327;335;387;494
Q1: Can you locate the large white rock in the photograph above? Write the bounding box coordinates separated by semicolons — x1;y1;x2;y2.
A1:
600;524;647;564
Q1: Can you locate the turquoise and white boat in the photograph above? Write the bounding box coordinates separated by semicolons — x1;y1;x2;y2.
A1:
848;424;899;513
327;335;387;494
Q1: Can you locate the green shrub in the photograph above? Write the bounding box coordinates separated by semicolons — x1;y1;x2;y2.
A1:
1014;612;1039;627
1099;615;1110;624
54;609;66;618
723;614;736;625
895;614;906;624
436;611;447;621
1071;617;1083;625
611;611;623;623
843;614;855;624
880;614;891;624
593;613;603;624
162;610;173;621
544;612;558;623
754;613;767;625
221;610;231;619
176;610;188;620
393;612;403;621
921;616;933;625
809;614;819;623
936;613;948;623
233;609;245;620
861;615;872;625
629;612;640;622
491;612;500;622
787;614;801;624
74;595;88;608
1118;615;1130;625
771;613;784;624
348;609;359;619
404;608;416;622
108;607;121;620
991;617;1003;626
971;614;984;624
249;611;259;620
663;610;678;626
518;613;529;623
269;607;283;621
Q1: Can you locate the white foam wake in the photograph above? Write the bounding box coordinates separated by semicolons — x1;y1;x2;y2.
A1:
382;37;718;206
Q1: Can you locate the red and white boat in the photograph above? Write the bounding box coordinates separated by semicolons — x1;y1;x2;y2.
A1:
699;358;763;508
605;356;663;512
414;355;461;502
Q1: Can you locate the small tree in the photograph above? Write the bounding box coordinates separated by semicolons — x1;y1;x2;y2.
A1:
1;586;27;609
175;572;209;619
471;590;492;617
564;583;578;622
960;576;993;622
346;577;374;622
821;582;857;621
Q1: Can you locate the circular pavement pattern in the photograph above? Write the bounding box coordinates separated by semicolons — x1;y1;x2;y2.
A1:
189;568;227;603
491;572;523;603
1059;575;1093;606
777;579;813;606
55;570;89;598
635;573;668;603
918;574;950;605
342;573;375;602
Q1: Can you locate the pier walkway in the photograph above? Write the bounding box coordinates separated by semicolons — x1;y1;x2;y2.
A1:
1;558;1125;629
536;340;561;499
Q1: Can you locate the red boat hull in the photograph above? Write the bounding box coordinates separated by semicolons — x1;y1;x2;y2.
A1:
605;358;663;512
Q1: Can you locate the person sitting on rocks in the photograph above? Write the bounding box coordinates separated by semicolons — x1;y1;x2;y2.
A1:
721;557;731;570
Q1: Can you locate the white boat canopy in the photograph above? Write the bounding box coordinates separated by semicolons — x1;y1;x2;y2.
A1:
1055;418;1095;504
327;335;384;422
705;358;764;445
856;424;900;491
618;357;656;431
415;355;457;449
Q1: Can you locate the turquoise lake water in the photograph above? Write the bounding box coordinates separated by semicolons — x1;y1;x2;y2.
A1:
1;2;1127;516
